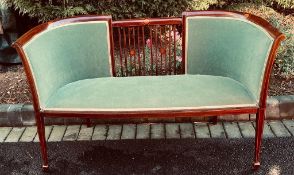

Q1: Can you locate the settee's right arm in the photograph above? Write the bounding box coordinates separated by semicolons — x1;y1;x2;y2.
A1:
13;16;114;110
182;11;285;107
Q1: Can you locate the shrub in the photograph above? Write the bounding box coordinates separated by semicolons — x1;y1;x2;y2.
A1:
266;0;294;9
206;0;294;11
5;0;235;22
3;0;293;77
227;3;294;78
6;0;196;22
191;0;219;10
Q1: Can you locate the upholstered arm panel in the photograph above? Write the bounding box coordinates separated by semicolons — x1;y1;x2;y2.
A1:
23;22;112;108
185;17;274;102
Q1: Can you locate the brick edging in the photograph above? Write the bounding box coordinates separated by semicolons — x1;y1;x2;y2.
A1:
0;95;293;127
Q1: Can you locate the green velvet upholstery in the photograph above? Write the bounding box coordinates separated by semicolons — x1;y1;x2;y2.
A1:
45;75;256;111
22;17;272;112
23;22;111;108
185;17;274;103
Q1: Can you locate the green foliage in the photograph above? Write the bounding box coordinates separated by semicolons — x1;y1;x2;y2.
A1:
266;0;294;9
191;0;219;10
0;0;13;9
7;0;195;22
214;0;294;10
3;0;293;78
275;22;294;77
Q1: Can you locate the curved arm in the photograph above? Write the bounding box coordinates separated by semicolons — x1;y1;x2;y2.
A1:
182;10;285;105
13;16;114;110
259;34;285;108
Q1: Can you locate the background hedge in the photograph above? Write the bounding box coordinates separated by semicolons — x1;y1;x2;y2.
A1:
2;0;293;22
3;0;195;22
1;0;293;78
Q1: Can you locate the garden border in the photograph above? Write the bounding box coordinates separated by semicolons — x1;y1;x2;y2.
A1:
0;95;293;127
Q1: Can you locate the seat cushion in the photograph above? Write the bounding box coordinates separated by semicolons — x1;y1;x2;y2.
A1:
44;75;257;112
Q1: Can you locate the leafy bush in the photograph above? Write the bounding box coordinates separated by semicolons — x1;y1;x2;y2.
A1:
3;0;293;78
205;0;294;11
191;0;219;10
5;0;196;22
266;0;294;9
5;0;240;22
227;3;294;78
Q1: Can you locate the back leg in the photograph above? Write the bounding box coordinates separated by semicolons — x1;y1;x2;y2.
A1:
210;116;218;125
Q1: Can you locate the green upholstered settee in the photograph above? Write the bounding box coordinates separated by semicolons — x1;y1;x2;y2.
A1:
13;11;285;171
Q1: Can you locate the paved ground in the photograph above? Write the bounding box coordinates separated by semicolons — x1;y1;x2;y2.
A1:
1;120;294;174
1;120;294;143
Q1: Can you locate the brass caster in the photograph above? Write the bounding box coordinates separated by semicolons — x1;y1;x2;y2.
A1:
42;165;49;172
252;162;260;170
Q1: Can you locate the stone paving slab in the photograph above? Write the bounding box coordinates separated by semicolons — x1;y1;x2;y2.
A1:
165;123;180;139
5;127;25;142
19;126;37;142
48;125;67;142
180;123;195;139
252;122;275;138
235;114;250;121
277;95;294;117
249;114;256;121
136;124;150;139
7;104;23;126
263;123;275;138
266;97;280;119
106;125;122;140
223;122;242;139
21;104;35;125
282;120;294;136
121;124;136;139
78;125;94;141
194;123;210;138
34;126;53;142
0;104;10;118
92;125;107;140
150;123;165;139
238;122;255;138
62;125;80;141
3;120;294;143
0;127;12;142
268;121;291;137
209;123;226;138
0;104;10;126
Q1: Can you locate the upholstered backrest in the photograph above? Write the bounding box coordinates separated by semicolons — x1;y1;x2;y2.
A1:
19;17;113;108
183;13;274;103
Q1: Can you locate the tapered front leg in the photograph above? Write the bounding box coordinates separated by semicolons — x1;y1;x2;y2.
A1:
253;109;265;170
35;112;49;171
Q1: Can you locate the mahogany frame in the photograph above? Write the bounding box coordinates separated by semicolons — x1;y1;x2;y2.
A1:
12;11;285;172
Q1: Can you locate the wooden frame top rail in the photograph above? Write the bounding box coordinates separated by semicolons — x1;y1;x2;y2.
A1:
14;16;112;47
14;11;285;47
112;17;182;27
182;10;284;39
